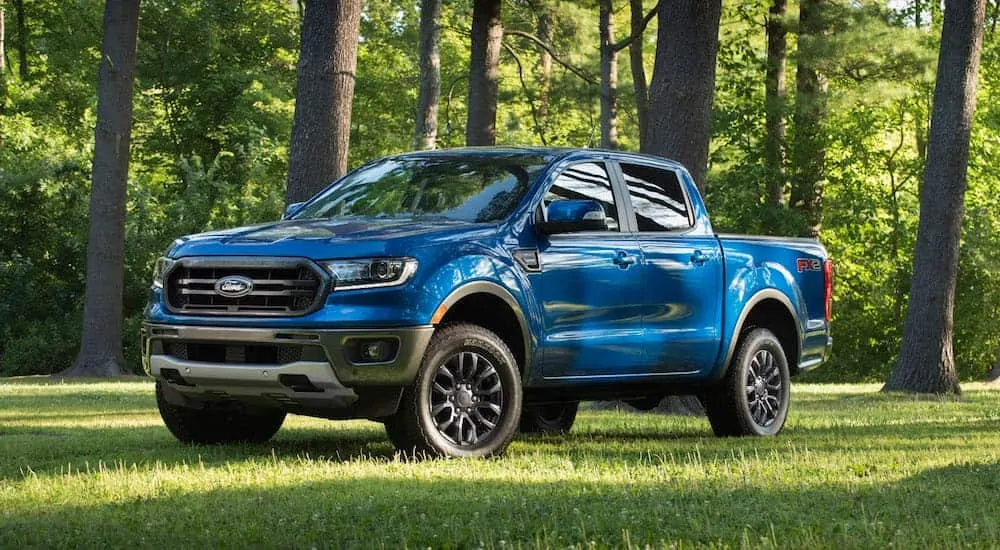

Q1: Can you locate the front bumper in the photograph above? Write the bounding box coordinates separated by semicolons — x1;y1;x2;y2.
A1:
142;323;434;414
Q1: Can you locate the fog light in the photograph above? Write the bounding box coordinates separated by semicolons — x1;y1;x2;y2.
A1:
365;342;384;360
346;338;400;364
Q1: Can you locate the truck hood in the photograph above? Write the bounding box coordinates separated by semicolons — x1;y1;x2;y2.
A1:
167;218;493;259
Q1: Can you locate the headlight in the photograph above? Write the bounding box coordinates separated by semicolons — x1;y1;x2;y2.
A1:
323;258;417;290
151;257;176;289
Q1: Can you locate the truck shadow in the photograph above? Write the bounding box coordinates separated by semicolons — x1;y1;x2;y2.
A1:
5;410;997;481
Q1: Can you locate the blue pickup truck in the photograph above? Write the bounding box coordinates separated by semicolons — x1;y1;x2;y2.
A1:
142;147;832;458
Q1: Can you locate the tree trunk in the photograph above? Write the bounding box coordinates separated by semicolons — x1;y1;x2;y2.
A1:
599;0;619;149
987;349;1000;383
414;0;441;150
13;0;24;80
285;0;361;205
629;0;649;149
536;3;553;130
883;0;985;395
1;0;5;76
1;0;6;115
789;0;828;238
643;0;722;193
764;0;788;227
466;0;502;146
62;0;141;379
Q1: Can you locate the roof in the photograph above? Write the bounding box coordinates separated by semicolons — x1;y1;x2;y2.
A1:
392;146;684;170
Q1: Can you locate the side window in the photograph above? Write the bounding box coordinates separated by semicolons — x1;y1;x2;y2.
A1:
620;163;692;231
544;162;620;231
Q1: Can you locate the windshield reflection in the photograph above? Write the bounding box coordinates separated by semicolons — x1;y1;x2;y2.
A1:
293;155;549;223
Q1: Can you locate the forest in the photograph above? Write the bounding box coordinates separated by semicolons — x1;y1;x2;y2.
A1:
0;0;997;386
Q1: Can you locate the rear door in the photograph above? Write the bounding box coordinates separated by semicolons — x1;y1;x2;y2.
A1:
615;161;724;373
534;161;648;378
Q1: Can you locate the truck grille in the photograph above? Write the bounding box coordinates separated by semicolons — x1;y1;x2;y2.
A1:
165;342;316;364
165;258;329;316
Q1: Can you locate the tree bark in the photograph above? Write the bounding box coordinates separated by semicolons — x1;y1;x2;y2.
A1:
466;0;502;146
599;0;619;149
13;0;24;80
414;0;441;150
62;0;141;378
1;0;6;114
629;0;649;149
1;0;5;76
789;0;828;238
883;0;985;395
643;0;722;193
764;0;788;225
286;0;362;205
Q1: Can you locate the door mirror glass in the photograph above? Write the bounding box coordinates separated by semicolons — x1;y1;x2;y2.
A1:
538;199;609;235
283;202;304;220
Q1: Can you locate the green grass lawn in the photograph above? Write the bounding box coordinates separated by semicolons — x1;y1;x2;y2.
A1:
1;379;999;549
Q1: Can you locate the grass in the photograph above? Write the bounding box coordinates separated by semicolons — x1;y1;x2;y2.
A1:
1;380;999;549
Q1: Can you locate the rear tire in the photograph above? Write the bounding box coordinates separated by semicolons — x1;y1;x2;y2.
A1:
384;324;522;458
156;381;286;444
703;328;790;437
519;402;579;434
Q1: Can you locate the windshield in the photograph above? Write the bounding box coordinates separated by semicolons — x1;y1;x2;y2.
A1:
291;155;549;223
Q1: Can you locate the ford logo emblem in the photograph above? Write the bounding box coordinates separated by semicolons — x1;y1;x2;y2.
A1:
214;276;254;298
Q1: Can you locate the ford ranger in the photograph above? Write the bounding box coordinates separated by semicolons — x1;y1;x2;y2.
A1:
142;147;833;458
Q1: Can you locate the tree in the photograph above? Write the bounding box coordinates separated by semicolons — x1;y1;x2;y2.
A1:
62;0;141;378
883;0;986;395
629;0;650;148
12;0;25;80
789;0;828;238
1;1;5;76
1;0;6;111
466;0;502;146
764;0;788;227
599;0;619;149
414;0;441;150
643;0;722;192
535;1;554;130
285;0;361;205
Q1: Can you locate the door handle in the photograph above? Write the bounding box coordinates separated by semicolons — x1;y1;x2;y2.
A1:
613;250;637;268
691;250;710;265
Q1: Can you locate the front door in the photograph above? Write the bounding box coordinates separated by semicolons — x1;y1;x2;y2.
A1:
533;161;647;378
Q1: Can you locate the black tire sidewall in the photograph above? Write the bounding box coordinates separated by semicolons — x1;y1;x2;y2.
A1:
732;329;791;436
521;402;579;434
414;326;522;457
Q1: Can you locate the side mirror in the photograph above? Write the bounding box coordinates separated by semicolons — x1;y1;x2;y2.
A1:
282;202;304;220
537;199;609;235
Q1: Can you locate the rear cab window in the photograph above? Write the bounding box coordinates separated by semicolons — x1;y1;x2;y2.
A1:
619;162;693;232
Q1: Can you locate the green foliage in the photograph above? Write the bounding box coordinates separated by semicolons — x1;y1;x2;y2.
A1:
0;0;298;375
2;0;999;382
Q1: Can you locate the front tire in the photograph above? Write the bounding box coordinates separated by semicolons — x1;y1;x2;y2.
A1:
704;328;791;437
384;324;522;458
156;381;286;444
519;402;579;434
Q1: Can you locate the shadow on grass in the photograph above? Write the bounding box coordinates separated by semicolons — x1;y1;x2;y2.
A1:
0;422;396;481
5;410;998;483
2;460;999;548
